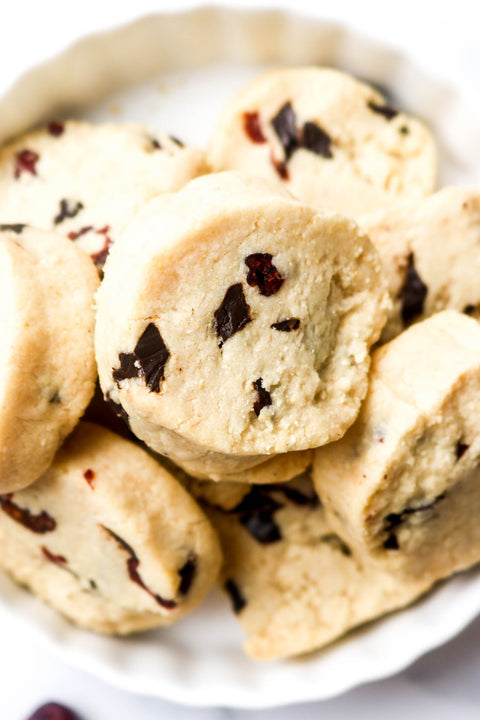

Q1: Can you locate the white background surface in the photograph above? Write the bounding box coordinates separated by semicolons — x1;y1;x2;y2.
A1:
3;0;480;718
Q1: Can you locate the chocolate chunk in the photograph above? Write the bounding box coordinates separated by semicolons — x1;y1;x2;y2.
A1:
48;390;61;404
253;378;272;417
47;120;65;137
271;318;300;332
455;441;469;460
400;252;428;324
214;283;252;343
112;353;137;385
83;469;95;489
271;101;299;160
383;533;399;550
0;494;55;533
0;223;25;233
102;526;177;609
105;393;130;427
321;533;352;557
26;702;83;720
463;304;477;316
178;555;197;595
383;493;446;537
89;579;97;590
225;578;246;614
243;111;267;143
134;323;170;392
41;546;67;566
14;149;39;178
150;137;162;149
54;198;84;225
245;253;284;296
301;121;333;158
113;324;170;393
232;487;283;544
367;101;399;120
169;135;185;147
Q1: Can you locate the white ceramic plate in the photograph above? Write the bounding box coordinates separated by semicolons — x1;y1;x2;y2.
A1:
1;7;480;709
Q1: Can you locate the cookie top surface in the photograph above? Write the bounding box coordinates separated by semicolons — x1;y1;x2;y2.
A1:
96;171;388;455
0;120;206;269
208;67;437;217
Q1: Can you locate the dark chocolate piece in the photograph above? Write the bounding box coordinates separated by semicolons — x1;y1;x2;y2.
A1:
54;198;84;225
178;555;197;595
214;283;252;343
245;253;284;296
0;223;25;233
383;492;446;548
367;101;399;120
383;533;399;550
233;487;283;544
14;149;39;178
302;121;333;158
400;252;428;325
112;353;137;385
102;525;177;609
0;494;55;533
243;111;267;143
252;378;272;417
271;318;300;332
271;102;299;160
27;701;83;720
225;578;246;614
47;120;65;137
455;441;469;460
41;546;67;566
112;324;170;393
463;304;476;316
271;155;289;180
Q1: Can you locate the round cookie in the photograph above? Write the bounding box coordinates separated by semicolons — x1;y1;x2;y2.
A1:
0;422;222;634
0;120;206;270
96;171;389;475
208;67;437;217
202;473;433;660
0;225;98;492
312;311;480;580
360;186;480;342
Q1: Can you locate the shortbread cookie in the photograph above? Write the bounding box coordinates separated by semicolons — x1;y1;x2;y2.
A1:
96;171;389;475
208;67;437;217
202;474;432;660
0;120;206;270
0;423;222;634
313;311;480;580
361;187;480;342
0;225;98;492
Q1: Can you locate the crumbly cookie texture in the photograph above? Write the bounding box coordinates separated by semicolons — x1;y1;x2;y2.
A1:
360;186;480;342
201;474;433;660
0;225;98;492
96;171;389;474
0;120;206;270
208;67;437;217
312;311;480;580
0;422;222;634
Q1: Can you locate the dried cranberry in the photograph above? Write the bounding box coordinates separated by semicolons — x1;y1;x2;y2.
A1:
367;101;399;120
271;318;300;332
271;154;289;180
252;378;272;416
0;495;55;533
47;121;65;137
245;253;284;296
54;198;84;225
399;252;427;325
83;469;95;488
243;111;267;143
26;701;82;720
102;526;177;609
214;283;252;344
224;579;246;614
41;546;67;566
14;149;39;178
67;226;92;241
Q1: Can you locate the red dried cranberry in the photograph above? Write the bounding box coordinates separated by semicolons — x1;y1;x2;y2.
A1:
14;149;39;178
83;469;95;488
47;121;65;137
243;112;267;143
41;546;67;565
26;701;82;720
245;253;284;296
0;494;55;533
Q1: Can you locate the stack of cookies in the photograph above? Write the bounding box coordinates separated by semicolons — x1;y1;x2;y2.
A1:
1;66;480;661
